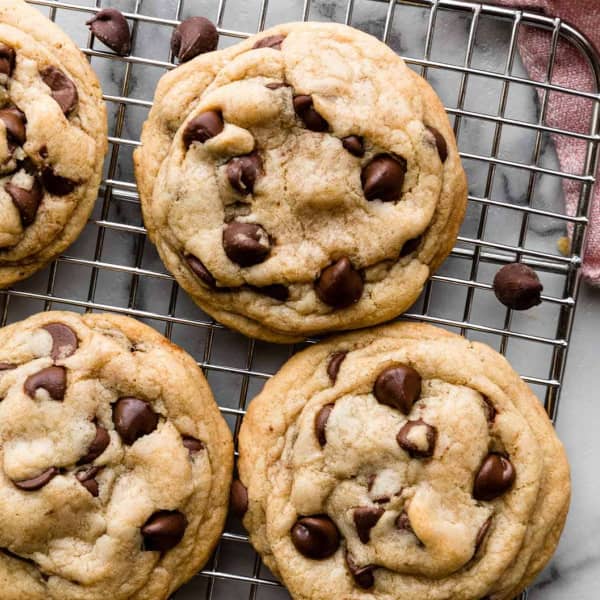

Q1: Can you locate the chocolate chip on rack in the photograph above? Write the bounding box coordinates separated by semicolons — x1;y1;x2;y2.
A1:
183;111;224;147
327;351;347;383
222;222;271;267
112;397;159;445
76;466;101;497
0;43;15;76
353;506;384;544
314;404;334;447
426;126;448;162
5;180;43;226
315;257;363;308
226;152;262;194
397;419;437;458
291;516;340;559
230;479;249;518
346;553;376;589
13;467;59;491
40;66;79;115
400;236;422;257
341;135;365;157
253;34;286;50
86;8;131;56
24;366;67;400
0;108;26;146
142;511;188;552
43;322;79;360
474;517;493;555
361;154;407;202
373;364;422;414
293;94;329;132
171;16;218;63
473;454;516;501
493;263;543;310
182;435;205;455
41;167;78;196
250;283;289;301
77;422;110;465
185;254;216;288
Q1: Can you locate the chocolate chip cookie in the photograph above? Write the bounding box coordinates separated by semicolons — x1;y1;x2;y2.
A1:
0;311;233;600
0;0;107;287
237;322;570;599
134;23;467;343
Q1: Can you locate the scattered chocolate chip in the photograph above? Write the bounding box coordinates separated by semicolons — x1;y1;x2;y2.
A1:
182;111;224;148
142;510;188;552
86;8;131;55
482;396;496;423
373;364;421;414
265;82;289;90
327;351;347;384
40;66;78;115
5;179;43;226
315;257;363;309
226;152;262;194
223;222;271;267
341;135;365;158
112;397;159;445
230;479;249;518
353;506;384;544
315;404;334;447
41;167;77;196
13;467;59;491
475;517;492;554
0;108;26;146
0;43;15;77
473;454;516;501
291;516;340;559
43;323;78;361
397;419;437;458
76;466;101;497
182;435;205;455
346;553;376;589
493;263;543;310
253;34;286;50
251;284;289;301
293;95;328;132
171;16;218;62
24;366;66;401
426;126;448;162
78;423;110;465
185;254;216;288
361;154;407;202
395;510;413;533
400;236;422;258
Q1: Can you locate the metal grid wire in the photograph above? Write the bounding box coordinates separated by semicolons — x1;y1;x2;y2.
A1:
3;0;600;598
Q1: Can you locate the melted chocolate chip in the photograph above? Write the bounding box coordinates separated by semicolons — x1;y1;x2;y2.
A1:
265;82;290;90
426;126;448;162
230;479;249;518
171;17;218;62
291;516;340;559
251;284;289;301
183;111;224;147
185;254;216;288
0;108;26;146
493;263;543;311
346;553;376;589
253;34;286;50
5;179;43;226
397;419;437;458
223;222;271;267
43;323;78;360
76;466;101;497
482;396;497;423
0;43;15;77
24;366;66;401
473;454;516;501
226;152;262;194
475;517;493;554
395;510;414;533
400;236;422;258
142;510;188;551
315;257;363;309
78;423;110;465
293;95;328;132
315;404;334;447
182;436;205;455
40;66;78;115
341;135;365;158
112;397;159;445
86;8;131;55
327;351;347;384
13;467;59;491
0;363;16;371
361;154;407;202
353;506;384;544
373;364;421;414
42;167;77;196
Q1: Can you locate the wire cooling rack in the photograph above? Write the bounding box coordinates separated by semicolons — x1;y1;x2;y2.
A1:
4;0;599;598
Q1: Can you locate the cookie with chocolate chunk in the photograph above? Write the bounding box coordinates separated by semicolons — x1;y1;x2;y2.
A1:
0;0;107;287
238;322;570;599
0;311;233;600
134;22;467;343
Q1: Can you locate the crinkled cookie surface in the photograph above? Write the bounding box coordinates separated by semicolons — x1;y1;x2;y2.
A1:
0;311;233;600
238;322;570;599
135;23;467;343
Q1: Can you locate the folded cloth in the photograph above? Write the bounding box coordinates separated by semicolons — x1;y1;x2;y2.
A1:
486;0;600;283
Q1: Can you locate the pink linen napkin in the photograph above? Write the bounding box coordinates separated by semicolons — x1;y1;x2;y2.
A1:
485;0;600;283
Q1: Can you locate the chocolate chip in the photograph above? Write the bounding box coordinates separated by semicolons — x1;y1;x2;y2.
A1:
265;82;289;90
182;111;224;147
112;397;159;445
395;510;413;533
475;517;492;554
0;363;16;371
43;323;78;361
24;366;66;401
13;467;59;491
230;479;249;518
315;404;334;447
367;474;394;504
76;466;101;497
373;364;421;414
482;396;496;423
185;254;216;288
361;154;407;202
400;236;421;257
397;419;437;458
0;108;26;146
171;16;218;62
0;43;15;77
41;167;77;196
346;553;376;589
142;510;188;552
291;516;340;559
86;8;131;55
251;284;289;301
226;152;262;194
473;454;516;501
353;506;384;544
253;34;286;50
293;95;328;132
341;135;365;158
327;351;347;384
182;436;205;455
40;67;78;115
78;423;110;465
5;179;43;226
426;126;448;162
223;222;271;267
493;263;543;310
315;257;363;309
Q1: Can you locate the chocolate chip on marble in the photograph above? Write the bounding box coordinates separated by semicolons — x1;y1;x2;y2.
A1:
171;16;218;62
341;135;365;158
226;152;262;194
374;364;421;414
473;454;516;501
400;236;422;258
291;516;340;559
0;43;15;77
40;67;78;115
493;263;543;311
13;467;59;491
0;108;26;146
142;510;188;552
327;351;347;384
230;479;249;518
475;517;492;554
361;154;407;202
251;284;289;302
315;404;334;447
24;366;66;401
482;396;497;423
182;111;224;148
185;254;216;288
397;419;437;458
395;510;413;533
426;126;448;163
42;167;77;196
76;466;101;497
253;34;286;50
346;553;376;589
293;95;329;132
265;82;290;90
112;397;159;445
354;506;384;544
5;179;43;226
315;257;363;309
43;323;78;361
78;423;110;465
223;222;271;267
86;8;131;55
182;435;205;455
